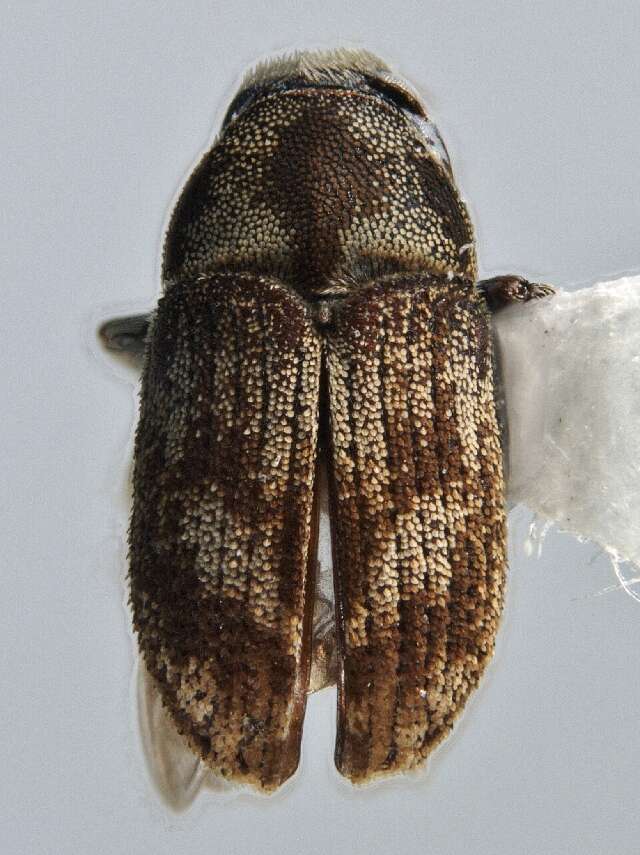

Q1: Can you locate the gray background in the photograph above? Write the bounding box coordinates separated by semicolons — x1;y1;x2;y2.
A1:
2;2;639;853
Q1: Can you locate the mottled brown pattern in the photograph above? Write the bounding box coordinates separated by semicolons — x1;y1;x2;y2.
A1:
163;89;476;295
325;275;506;781
130;274;321;791
129;49;508;793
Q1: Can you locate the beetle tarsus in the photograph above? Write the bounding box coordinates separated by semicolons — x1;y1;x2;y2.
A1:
479;275;555;312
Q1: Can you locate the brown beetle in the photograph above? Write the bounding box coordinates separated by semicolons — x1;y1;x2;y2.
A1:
101;49;552;792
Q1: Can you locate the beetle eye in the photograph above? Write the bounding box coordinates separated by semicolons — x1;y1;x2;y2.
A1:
364;73;427;118
408;113;452;170
222;85;260;127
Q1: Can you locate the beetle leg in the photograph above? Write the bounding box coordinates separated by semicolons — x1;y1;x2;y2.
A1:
478;275;555;312
98;313;151;354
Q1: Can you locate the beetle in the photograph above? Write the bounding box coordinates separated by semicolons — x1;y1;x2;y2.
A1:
101;49;553;792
